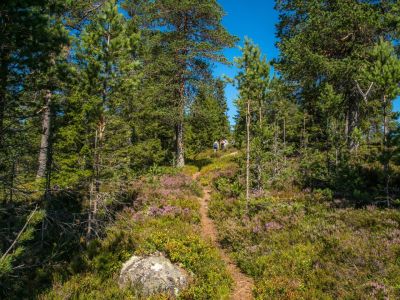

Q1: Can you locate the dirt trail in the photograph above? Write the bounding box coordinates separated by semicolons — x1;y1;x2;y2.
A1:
193;172;254;300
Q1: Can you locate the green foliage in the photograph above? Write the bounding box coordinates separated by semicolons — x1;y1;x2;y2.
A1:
52;0;141;188
200;150;400;299
44;275;137;300
124;0;237;166
2;0;400;299
210;188;400;299
268;0;400;203
0;208;45;291
186;80;231;155
42;172;232;299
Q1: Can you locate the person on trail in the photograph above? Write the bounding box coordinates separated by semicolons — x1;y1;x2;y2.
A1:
223;139;228;150
213;141;219;152
220;139;225;150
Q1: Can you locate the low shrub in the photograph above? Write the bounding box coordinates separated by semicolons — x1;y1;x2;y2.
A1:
41;172;232;299
210;191;400;299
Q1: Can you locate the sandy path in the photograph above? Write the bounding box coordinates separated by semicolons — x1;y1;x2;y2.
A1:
194;172;254;300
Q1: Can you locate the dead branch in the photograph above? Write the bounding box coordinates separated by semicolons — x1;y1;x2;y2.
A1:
355;80;374;103
0;206;38;262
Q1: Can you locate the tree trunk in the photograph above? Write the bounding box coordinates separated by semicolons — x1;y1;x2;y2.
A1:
348;104;357;152
283;117;287;164
246;98;251;212
175;121;185;168
256;100;263;191
345;109;350;147
383;95;390;207
175;80;185;168
36;90;52;178
87;115;106;240
0;50;9;148
87;180;95;240
274;120;279;176
9;160;15;203
302;113;307;151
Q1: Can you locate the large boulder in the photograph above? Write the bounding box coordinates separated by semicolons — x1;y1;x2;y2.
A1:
118;253;189;297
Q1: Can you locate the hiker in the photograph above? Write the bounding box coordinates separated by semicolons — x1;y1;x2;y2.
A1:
220;139;225;150
223;139;228;150
213;140;219;152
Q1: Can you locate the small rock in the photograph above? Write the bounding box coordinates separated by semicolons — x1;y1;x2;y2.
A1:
118;253;189;297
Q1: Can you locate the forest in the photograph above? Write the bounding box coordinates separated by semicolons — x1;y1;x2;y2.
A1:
1;0;400;299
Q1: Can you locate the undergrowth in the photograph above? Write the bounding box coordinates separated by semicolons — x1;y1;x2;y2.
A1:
42;172;231;299
206;154;400;299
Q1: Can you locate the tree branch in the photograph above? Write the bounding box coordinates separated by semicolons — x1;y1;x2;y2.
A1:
0;206;38;262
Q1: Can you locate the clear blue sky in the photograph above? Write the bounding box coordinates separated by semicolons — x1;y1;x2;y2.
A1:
214;0;400;125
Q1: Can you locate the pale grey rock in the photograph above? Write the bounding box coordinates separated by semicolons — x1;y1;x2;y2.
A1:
118;253;189;297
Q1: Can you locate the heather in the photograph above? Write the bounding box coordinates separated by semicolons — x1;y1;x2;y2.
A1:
41;171;232;299
207;156;400;299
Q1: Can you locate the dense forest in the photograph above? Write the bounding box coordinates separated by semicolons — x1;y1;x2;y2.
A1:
1;0;400;299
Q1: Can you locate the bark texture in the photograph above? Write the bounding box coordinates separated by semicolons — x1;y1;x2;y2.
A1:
36;90;52;178
175;122;185;168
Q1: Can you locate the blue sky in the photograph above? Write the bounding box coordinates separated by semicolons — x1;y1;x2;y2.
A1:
214;0;400;124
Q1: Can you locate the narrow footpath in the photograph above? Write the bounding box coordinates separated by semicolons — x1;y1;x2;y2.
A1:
194;172;254;300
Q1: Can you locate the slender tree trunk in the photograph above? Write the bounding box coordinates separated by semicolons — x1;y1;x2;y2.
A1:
175;122;185;168
87;121;103;241
87;111;106;240
246;98;251;212
274;119;279;176
87;31;110;238
174;14;188;168
0;51;9;148
9;159;15;203
175;81;185;168
256;100;263;191
345;109;350;147
37;90;52;178
87;179;95;240
383;95;390;207
283;117;287;164
353;102;360;152
283;117;286;148
302;113;307;151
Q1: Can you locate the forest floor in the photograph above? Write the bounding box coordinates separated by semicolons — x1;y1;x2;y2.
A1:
193;171;254;300
38;149;400;300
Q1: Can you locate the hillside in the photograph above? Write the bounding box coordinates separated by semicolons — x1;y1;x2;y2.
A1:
1;1;400;299
37;151;400;299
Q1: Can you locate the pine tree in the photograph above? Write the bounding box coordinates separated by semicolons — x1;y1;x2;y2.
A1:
275;0;399;153
127;0;236;167
275;0;400;199
51;0;140;238
233;38;270;208
364;38;400;206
